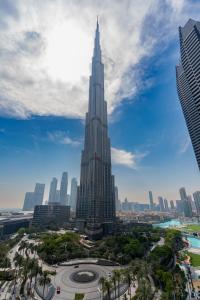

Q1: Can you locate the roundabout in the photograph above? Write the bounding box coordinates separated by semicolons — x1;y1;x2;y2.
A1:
52;261;119;300
70;270;98;283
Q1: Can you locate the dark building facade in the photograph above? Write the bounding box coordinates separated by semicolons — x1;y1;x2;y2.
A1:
32;203;70;228
0;217;31;238
176;19;200;169
76;21;116;239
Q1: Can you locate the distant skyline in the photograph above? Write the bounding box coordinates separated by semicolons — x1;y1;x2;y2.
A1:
0;1;200;208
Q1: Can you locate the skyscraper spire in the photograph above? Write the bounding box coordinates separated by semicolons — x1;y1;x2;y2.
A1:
93;17;101;63
76;21;116;240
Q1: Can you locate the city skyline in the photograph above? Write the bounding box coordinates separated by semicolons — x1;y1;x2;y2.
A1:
1;1;200;208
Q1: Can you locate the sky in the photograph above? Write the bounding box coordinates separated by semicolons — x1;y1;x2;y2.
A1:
0;0;200;208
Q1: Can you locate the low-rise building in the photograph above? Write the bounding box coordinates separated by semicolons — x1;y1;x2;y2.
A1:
32;203;70;228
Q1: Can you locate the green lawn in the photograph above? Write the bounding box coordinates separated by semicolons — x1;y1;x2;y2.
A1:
188;252;200;267
183;224;200;232
74;294;85;300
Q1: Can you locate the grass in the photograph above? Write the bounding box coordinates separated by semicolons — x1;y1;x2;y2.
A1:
188;252;200;267
183;224;200;232
74;293;85;300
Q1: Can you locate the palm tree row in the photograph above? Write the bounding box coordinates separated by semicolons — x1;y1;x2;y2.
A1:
98;259;155;300
13;240;52;299
99;266;137;300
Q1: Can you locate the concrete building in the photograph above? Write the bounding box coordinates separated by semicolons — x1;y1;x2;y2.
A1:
164;198;169;212
23;192;35;211
179;187;187;201
149;191;154;210
170;200;175;210
176;19;200;169
158;197;165;212
183;199;193;218
32;203;70;228
115;187;121;211
193;191;200;215
70;178;78;210
23;183;45;211
76;21;116;239
34;183;45;206
48;177;58;203
0;216;32;238
60;172;68;205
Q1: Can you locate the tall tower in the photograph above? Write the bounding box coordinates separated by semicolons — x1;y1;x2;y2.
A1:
70;178;78;211
158;196;165;212
48;177;57;203
76;21;116;239
179;187;187;201
176;19;200;169
148;191;154;210
193;191;200;215
60;172;68;205
34;183;45;206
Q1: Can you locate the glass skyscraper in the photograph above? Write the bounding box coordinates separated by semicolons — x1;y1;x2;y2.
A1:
176;19;200;170
76;21;116;239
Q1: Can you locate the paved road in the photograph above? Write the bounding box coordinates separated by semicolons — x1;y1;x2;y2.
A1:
52;264;120;300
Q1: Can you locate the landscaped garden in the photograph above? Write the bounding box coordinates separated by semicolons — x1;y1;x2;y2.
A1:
187;252;200;267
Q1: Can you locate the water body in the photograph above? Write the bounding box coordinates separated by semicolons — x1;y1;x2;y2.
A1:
186;237;200;249
154;219;200;249
153;219;181;228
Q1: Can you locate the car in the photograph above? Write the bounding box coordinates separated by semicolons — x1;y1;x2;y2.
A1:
57;286;61;294
74;265;79;268
191;291;195;298
107;272;112;278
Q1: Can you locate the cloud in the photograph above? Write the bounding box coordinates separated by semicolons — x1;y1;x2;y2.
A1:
0;0;199;119
178;136;191;154
47;131;81;146
111;147;147;169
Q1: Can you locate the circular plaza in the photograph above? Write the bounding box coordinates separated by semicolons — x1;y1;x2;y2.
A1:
52;262;119;300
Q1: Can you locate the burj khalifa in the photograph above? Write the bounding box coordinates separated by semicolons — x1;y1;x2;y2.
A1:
76;20;116;239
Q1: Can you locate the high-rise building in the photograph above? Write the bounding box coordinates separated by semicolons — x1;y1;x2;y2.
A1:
164;198;169;212
158;197;165;212
170;200;175;210
55;190;60;203
70;178;78;211
183;199;193;218
34;183;45;206
176;200;184;214
193;191;200;215
176;19;200;169
149;191;154;210
115;187;121;211
23;192;35;211
76;21;116;239
179;187;187;201
22;183;45;211
48;177;57;203
60;172;68;205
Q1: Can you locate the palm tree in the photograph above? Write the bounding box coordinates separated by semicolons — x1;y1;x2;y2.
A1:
136;277;153;300
104;279;112;300
114;269;122;299
123;268;132;299
99;277;106;300
111;272;117;299
39;270;51;299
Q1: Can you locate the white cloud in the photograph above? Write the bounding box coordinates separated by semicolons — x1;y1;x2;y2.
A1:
0;0;199;119
178;136;191;154
47;131;81;146
111;147;147;169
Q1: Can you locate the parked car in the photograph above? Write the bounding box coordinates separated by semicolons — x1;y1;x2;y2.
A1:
57;286;61;294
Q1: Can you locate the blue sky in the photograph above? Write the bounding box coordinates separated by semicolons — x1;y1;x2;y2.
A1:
0;0;200;208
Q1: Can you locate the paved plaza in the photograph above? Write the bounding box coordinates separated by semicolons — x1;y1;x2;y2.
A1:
52;263;118;300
